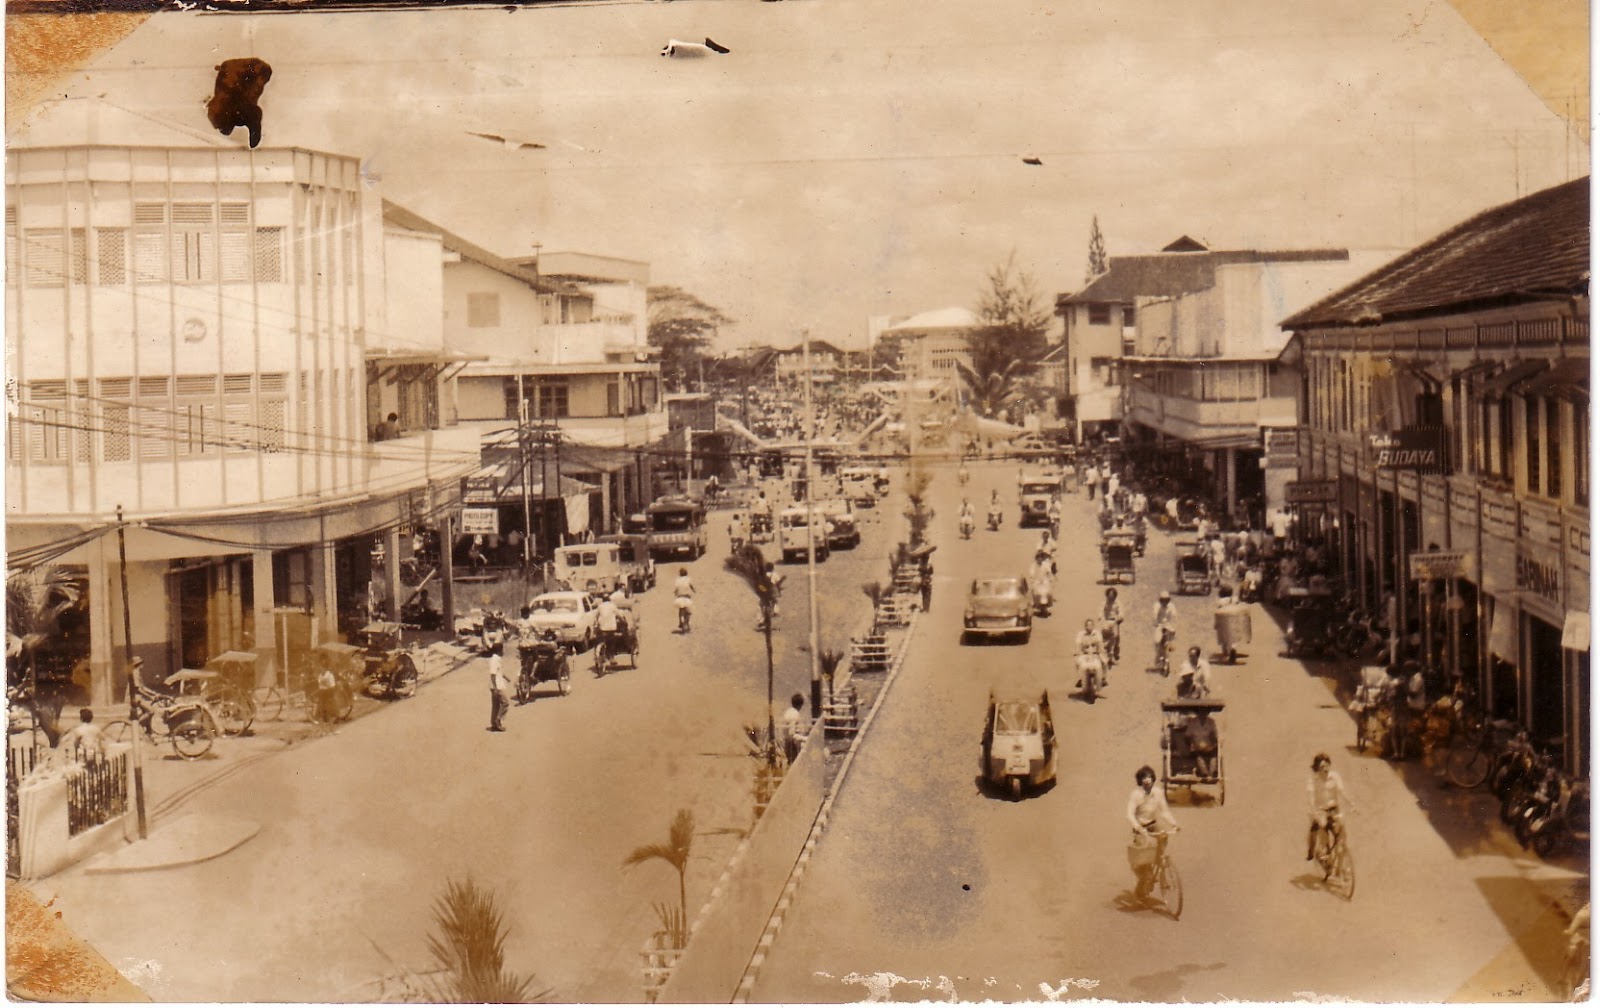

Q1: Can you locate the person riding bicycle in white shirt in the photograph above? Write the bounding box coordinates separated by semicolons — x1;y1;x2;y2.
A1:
1127;765;1178;900
1152;591;1177;650
1306;752;1353;861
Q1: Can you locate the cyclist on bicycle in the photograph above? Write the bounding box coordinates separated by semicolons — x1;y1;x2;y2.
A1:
1152;591;1177;652
1127;765;1178;900
595;593;623;651
1101;587;1124;664
673;568;696;632
1306;752;1353;861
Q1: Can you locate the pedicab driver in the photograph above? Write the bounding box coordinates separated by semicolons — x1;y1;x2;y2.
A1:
596;592;623;644
1126;765;1179;900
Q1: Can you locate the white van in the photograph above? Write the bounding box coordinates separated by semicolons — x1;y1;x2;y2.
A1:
778;507;832;564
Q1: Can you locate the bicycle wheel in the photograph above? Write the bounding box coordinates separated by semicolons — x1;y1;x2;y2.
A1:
557;658;572;696
170;709;216;760
393;655;419;698
1328;841;1356;901
213;690;254;737
1157;857;1183;919
251;686;284;722
592;640;608;677
1447;743;1493;789
102;719;134;746
1355;713;1369;753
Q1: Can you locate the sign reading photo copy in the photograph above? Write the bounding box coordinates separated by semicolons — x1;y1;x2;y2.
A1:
1367;427;1446;472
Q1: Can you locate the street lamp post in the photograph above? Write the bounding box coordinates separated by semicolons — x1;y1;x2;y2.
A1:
801;333;822;719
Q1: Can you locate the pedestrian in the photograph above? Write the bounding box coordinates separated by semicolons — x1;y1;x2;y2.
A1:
487;644;509;731
59;708;104;763
1084;462;1098;500
919;565;934;612
780;693;808;764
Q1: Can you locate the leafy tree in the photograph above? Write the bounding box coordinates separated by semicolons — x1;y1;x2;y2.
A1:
961;254;1054;418
1086;215;1108;282
648;286;732;392
623;808;697;948
424;878;546;1003
6;566;85;744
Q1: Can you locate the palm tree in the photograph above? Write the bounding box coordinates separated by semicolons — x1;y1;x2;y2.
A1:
954;355;1031;420
623;808;696;948
424;877;545;1003
724;544;781;746
6;566;84;745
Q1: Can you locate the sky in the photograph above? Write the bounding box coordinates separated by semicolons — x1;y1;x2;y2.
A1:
21;0;1586;350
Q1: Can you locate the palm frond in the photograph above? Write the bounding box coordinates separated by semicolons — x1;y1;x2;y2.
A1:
424;877;545;1003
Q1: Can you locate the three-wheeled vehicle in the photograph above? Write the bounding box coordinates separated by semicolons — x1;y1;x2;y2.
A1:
1174;542;1211;595
607;533;657;592
980;686;1058;799
1160;696;1225;804
357;622;421;700
1214;604;1252;664
1285;590;1337;658
1101;533;1136;585
515;629;573;700
749;509;775;544
592;617;641;676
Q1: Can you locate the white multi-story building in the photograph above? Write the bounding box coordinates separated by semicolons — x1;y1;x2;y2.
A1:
6;100;474;704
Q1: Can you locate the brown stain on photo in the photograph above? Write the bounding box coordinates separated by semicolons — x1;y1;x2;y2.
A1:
6;882;150;1001
5;10;150;126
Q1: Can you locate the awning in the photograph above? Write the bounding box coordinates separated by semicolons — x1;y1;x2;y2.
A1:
1480;359;1549;398
1514;357;1589;400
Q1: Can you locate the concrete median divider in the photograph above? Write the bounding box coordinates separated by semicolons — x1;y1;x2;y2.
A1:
657;736;825;1002
655;611;918;1003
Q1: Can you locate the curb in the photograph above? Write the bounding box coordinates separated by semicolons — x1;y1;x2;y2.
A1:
732;606;921;1003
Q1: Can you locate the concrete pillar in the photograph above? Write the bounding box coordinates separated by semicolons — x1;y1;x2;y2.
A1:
251;549;278;690
440;512;456;628
599;472;614;535
384;527;403;621
311;540;339;645
87;540;119;707
1224;447;1238;518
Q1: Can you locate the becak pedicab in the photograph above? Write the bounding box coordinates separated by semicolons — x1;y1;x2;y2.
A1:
1160;697;1225;804
516;628;573;700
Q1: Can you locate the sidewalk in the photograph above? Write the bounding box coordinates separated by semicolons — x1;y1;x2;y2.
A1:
77;639;481;875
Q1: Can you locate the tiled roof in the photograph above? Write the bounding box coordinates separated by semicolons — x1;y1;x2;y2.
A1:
383;200;578;296
1059;249;1348;306
1282;178;1590;329
883;307;979;330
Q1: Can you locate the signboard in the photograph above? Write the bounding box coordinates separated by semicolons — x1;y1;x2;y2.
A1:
1262;427;1299;469
1285;479;1338;505
1562;611;1590;652
463;475;499;504
460;508;500;535
1408;549;1474;581
1367;427;1446;471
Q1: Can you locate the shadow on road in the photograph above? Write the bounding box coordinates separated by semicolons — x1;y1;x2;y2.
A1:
1125;959;1227;1000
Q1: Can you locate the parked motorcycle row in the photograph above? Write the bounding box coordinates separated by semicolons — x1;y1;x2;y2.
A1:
1488;727;1592;857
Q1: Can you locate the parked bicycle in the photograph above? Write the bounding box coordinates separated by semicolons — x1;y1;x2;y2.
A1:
1444;718;1522;790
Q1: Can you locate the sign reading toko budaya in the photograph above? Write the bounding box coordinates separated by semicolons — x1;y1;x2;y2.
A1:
1368;427;1446;471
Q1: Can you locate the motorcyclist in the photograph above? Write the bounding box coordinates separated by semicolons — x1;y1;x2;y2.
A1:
987;491;1004;530
1101;587;1124;665
958;462;970;485
1076;618;1107;691
959;499;976;537
1047;496;1062;535
1030;552;1055;613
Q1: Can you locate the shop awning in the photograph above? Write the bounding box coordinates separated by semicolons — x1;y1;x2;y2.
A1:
1513;357;1589;400
1480;359;1549;398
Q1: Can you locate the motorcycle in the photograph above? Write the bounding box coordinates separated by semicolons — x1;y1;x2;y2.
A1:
1077;650;1105;703
1032;575;1054;617
1520;775;1591;857
987;508;1003;532
959;513;975;539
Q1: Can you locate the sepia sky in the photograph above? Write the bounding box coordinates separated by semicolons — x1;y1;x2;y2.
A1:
18;0;1587;349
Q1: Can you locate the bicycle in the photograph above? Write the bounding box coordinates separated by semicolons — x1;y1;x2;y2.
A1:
1445;718;1519;790
1151;627;1175;677
1311;811;1355;901
1137;827;1183;919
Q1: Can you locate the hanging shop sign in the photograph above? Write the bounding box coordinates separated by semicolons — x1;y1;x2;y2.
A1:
1285;479;1338;505
1408;549;1474;582
1262;427;1299;469
463;476;500;505
1367;427;1446;471
1562;611;1590;652
460;508;500;536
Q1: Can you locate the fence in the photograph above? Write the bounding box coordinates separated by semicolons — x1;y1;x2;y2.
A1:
7;742;42;879
67;751;129;837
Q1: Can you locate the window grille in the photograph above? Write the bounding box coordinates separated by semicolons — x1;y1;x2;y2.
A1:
260;400;286;452
223;374;253;395
224;402;251;450
97;229;127;285
259;373;288;393
176;375;217;396
254;228;283;282
25;230;65;287
138;376;170;399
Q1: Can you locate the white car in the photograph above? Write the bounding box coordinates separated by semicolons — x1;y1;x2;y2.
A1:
523;591;598;649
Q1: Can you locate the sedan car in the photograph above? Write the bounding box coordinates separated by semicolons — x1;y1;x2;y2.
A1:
981;687;1058;799
962;576;1033;644
523;591;598;649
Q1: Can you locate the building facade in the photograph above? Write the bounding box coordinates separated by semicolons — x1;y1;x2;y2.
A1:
1282;177;1590;774
6;100;474;705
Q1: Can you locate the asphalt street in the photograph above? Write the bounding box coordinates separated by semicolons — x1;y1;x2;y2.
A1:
749;458;1586;1003
24;475;895;1003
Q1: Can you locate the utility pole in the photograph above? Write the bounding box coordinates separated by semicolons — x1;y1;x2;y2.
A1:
518;391;534;586
115;507;147;840
802;333;822;719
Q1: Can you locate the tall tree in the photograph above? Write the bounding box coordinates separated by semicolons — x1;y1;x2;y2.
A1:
1085;215;1108;283
647;285;733;392
962;253;1053;418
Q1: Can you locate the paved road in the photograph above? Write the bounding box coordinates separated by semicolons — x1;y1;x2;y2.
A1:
26;475;896;1003
750;457;1585;1003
